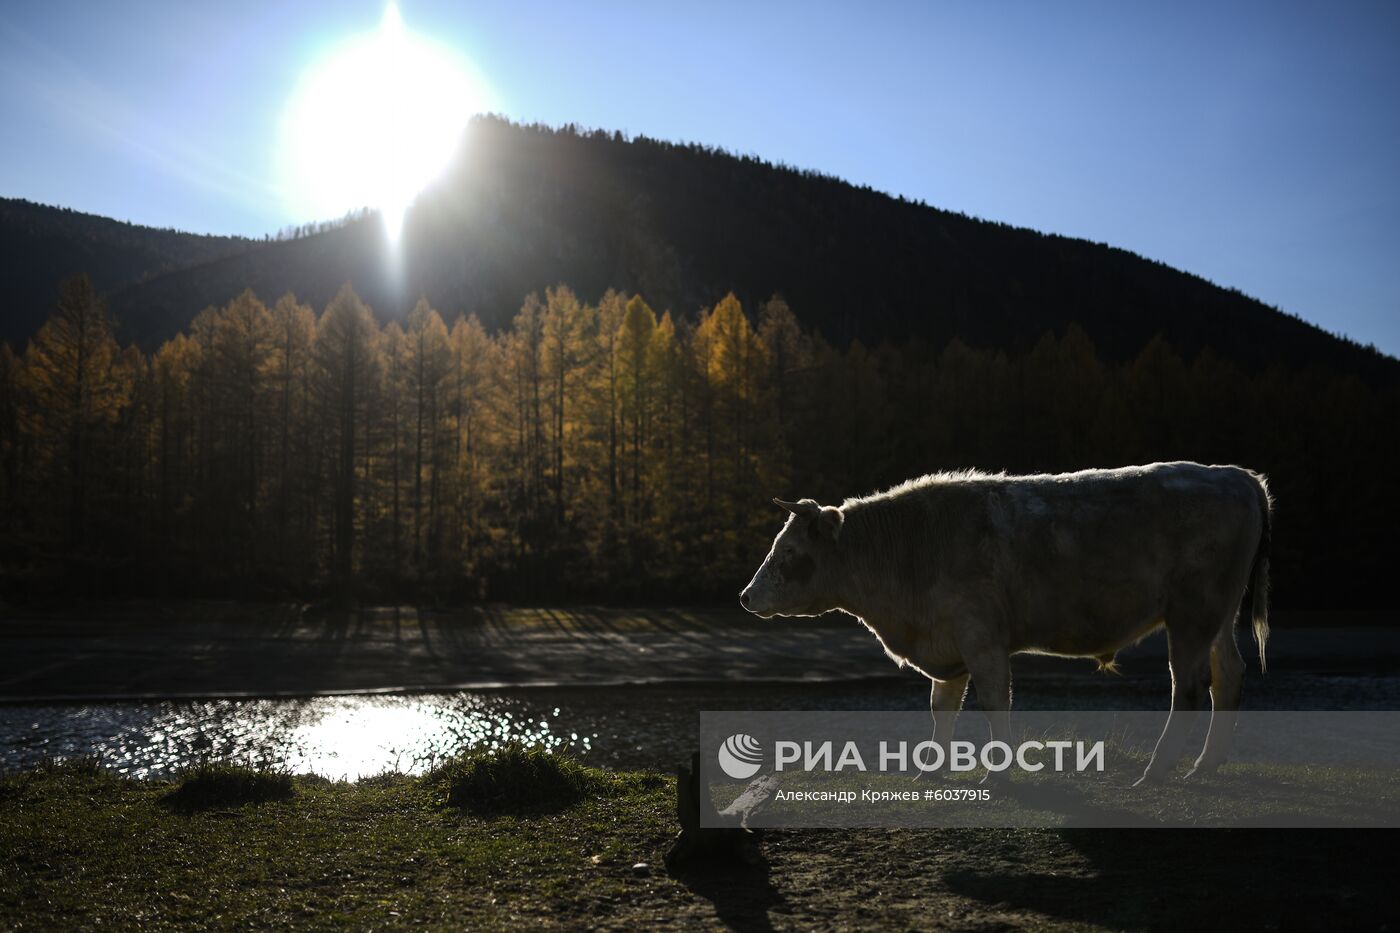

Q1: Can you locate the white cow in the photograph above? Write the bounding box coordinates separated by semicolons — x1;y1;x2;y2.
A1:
740;462;1272;783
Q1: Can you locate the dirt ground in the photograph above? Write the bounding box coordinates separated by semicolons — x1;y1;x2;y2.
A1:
0;603;891;699
654;825;1394;931
4;762;1392;932
2;601;1396;701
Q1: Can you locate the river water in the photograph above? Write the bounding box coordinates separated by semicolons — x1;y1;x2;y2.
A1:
4;669;1397;780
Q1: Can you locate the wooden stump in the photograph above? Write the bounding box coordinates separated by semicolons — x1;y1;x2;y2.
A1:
665;752;777;872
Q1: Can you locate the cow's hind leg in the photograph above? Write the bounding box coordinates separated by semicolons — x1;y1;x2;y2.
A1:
963;649;1013;785
1187;618;1246;776
1137;620;1213;785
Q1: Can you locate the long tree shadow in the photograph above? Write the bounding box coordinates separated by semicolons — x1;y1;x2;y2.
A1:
943;827;1394;930
672;852;786;933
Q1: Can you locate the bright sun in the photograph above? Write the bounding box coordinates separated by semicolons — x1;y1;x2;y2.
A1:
279;4;488;241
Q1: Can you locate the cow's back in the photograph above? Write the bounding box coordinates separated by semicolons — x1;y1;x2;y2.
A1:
864;463;1264;659
990;463;1262;656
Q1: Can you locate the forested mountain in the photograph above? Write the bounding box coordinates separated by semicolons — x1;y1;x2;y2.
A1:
2;117;1397;610
5;117;1394;383
0;198;251;344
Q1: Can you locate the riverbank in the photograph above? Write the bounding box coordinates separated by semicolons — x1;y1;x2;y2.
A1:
0;603;887;700
2;602;1397;702
1;756;1392;931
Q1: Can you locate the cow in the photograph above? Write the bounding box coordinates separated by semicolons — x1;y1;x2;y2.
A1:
739;462;1272;784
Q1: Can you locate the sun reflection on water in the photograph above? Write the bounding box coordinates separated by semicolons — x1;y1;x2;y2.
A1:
1;694;598;781
276;696;592;779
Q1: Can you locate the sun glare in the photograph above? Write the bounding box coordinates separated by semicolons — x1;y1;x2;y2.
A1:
279;4;488;241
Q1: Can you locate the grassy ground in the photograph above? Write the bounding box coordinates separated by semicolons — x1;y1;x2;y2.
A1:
1;755;1395;931
744;744;1400;829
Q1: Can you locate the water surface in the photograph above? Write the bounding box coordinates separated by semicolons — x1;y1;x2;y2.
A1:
4;668;1396;779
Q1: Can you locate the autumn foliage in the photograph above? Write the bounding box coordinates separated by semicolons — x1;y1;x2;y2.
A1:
0;273;1395;607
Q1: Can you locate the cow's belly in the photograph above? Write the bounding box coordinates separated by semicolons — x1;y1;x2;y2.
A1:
1012;575;1168;659
1016;614;1165;660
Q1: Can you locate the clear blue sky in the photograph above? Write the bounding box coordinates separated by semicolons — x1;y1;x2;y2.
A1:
2;1;1397;354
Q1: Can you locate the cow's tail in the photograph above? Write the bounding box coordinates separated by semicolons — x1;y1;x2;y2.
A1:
1243;471;1273;674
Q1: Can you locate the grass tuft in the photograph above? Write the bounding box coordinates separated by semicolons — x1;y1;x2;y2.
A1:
427;742;596;814
33;754;106;778
357;769;412;788
2;755;118;803
162;760;295;812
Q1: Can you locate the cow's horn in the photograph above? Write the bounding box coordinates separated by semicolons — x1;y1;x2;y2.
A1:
772;497;800;513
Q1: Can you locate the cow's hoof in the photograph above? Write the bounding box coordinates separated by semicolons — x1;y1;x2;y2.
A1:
1184;763;1219;780
1133;769;1168;787
980;770;1011;787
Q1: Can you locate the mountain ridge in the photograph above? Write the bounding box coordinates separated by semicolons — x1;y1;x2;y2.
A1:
0;197;253;343
4;118;1394;383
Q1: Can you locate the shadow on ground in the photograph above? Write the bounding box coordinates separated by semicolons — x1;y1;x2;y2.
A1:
673;854;786;932
941;828;1391;931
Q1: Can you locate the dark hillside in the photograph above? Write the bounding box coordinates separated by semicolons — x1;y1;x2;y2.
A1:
0;198;251;344
88;117;1394;382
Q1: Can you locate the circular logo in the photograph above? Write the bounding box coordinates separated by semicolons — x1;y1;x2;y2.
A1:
717;733;764;779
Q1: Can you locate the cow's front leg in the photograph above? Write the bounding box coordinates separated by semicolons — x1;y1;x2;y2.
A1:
916;673;969;778
963;648;1013;785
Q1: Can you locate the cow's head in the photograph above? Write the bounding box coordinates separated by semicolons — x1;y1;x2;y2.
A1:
740;497;845;618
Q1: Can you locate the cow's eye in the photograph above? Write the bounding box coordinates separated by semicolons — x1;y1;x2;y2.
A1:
782;553;817;585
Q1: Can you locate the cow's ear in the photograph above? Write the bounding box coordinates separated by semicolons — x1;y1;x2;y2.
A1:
807;505;844;543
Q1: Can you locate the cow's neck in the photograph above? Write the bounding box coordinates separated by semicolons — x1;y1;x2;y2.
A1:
832;502;943;667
